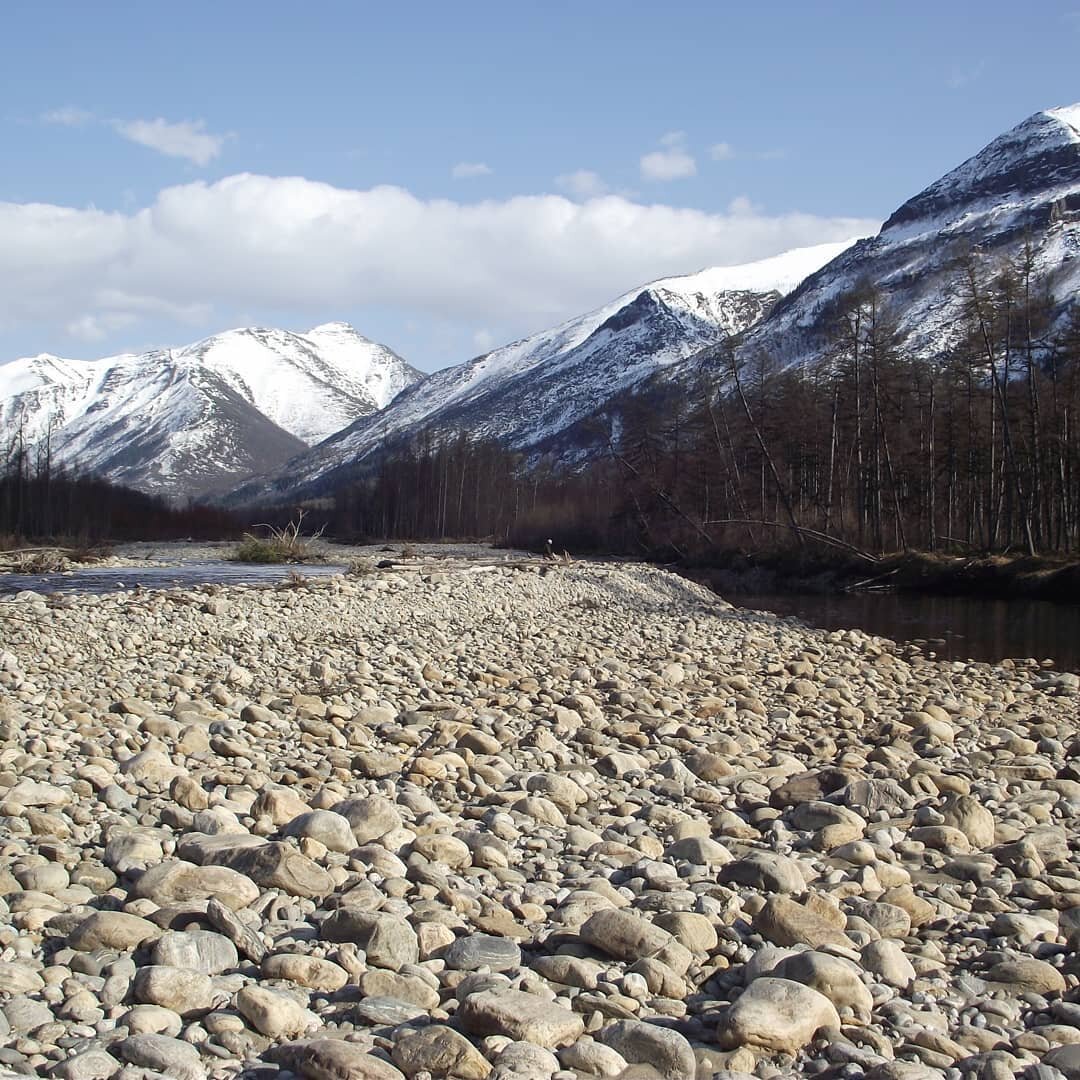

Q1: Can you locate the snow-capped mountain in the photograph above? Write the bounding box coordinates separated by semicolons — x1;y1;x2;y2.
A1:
229;242;857;503
0;324;420;498
728;104;1080;372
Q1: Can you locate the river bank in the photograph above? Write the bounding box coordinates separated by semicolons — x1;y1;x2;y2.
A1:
2;561;1080;1078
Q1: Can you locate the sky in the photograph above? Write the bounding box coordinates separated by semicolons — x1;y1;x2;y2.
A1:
2;1;1079;372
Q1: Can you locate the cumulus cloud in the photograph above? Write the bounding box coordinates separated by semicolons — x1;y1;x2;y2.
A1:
115;118;227;166
451;162;492;179
0;174;878;352
554;170;609;199
640;131;697;181
710;142;736;161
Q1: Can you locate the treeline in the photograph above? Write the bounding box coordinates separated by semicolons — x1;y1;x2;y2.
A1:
328;433;528;542
612;253;1080;559
0;452;240;544
326;252;1080;559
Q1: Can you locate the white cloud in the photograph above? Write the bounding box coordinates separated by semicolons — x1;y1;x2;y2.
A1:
0;174;877;353
727;195;759;215
115;118;226;166
710;143;786;163
640;132;697;181
451;162;492;179
66;311;137;342
472;328;496;351
555;170;609;199
42;107;96;127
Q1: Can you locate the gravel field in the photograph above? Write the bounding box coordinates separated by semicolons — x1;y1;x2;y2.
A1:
1;561;1079;1080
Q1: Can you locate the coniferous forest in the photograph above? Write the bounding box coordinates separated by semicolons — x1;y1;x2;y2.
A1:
331;260;1080;561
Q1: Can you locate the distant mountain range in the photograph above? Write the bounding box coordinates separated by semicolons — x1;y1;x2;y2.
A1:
227;242;856;505
2;103;1078;505
0;323;419;498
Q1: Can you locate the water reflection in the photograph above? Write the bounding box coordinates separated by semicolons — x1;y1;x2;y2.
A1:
726;590;1080;672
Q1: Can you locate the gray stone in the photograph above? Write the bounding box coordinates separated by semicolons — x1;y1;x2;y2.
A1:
283;810;358;853
320;909;419;970
132;965;222;1016
718;977;841;1055
391;1025;491;1079
460;988;584;1047
289;1039;406;1080
443;933;522;972
720;850;805;894
119;1034;206;1080
237;984;322;1038
131;858;260;910
598;1020;696;1080
151;929;239;975
47;1049;120;1080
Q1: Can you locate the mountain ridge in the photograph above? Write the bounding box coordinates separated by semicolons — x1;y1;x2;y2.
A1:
225;240;859;504
0;322;421;498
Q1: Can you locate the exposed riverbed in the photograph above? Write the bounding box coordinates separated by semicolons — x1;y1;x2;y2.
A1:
2;558;1079;1078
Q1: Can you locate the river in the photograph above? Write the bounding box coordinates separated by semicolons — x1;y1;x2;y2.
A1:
725;588;1080;671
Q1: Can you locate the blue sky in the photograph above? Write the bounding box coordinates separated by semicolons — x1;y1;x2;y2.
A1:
2;1;1079;370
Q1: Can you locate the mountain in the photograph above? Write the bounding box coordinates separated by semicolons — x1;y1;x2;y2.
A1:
730;104;1080;372
0;323;420;498
228;241;857;504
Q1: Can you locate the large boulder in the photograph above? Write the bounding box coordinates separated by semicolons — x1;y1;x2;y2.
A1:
718;977;841;1055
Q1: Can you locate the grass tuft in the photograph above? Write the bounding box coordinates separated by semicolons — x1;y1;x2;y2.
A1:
232;511;326;564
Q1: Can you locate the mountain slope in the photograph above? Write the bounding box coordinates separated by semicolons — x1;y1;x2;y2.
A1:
0;323;420;498
729;104;1080;372
230;242;857;503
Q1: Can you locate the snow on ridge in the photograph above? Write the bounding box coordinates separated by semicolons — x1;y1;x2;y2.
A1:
645;239;864;300
285;240;861;489
447;239;862;390
1045;103;1080;140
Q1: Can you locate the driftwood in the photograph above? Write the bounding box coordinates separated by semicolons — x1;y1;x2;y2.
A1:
701;518;880;564
843;567;901;592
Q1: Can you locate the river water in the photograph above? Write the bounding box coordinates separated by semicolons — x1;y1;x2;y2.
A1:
725;589;1080;671
0;562;348;596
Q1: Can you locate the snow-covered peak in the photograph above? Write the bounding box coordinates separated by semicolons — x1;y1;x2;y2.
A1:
231;238;859;504
645;240;860;301
306;321;368;338
0;322;422;498
1045;104;1080;140
883;103;1080;237
461;238;860;386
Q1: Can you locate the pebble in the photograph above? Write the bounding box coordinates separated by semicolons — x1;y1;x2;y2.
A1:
0;558;1077;1079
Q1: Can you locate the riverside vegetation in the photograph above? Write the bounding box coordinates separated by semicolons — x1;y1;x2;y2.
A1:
1;560;1080;1080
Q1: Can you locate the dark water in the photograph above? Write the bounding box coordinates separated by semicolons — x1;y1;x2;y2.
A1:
0;562;346;596
726;589;1080;671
